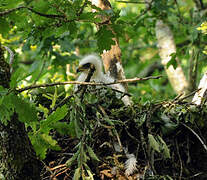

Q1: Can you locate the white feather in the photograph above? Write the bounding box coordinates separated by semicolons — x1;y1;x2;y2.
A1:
125;153;138;176
75;54;131;105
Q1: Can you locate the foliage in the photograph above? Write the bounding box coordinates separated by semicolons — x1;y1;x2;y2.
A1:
197;22;207;55
0;88;38;125
36;86;207;179
1;0;207;179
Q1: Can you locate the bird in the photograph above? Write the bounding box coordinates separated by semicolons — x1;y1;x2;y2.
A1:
75;54;131;106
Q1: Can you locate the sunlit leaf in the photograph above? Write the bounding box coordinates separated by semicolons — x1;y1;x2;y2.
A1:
73;168;81;180
157;135;171;159
87;145;100;161
148;134;160;153
96;25;115;53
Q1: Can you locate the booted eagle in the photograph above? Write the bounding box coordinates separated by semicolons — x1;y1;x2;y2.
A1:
75;54;131;106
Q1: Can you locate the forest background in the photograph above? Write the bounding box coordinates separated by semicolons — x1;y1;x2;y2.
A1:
1;0;207;179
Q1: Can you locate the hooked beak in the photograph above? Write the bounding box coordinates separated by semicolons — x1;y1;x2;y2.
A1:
76;63;93;73
76;65;86;73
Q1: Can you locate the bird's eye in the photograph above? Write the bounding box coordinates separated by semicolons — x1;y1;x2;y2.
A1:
83;63;91;68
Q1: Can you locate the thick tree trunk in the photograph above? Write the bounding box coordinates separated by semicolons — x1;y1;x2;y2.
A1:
91;0;127;85
91;0;131;105
0;45;41;179
155;20;189;95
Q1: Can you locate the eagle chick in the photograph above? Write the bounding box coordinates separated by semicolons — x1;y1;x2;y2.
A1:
75;54;131;106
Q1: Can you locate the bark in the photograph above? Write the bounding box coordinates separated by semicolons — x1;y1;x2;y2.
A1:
91;0;127;86
91;0;131;105
155;20;189;95
192;71;207;105
0;45;41;179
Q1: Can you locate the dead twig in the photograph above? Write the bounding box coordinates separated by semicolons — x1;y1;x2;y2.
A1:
16;75;162;93
175;139;183;180
116;1;146;4
181;122;207;152
0;6;65;18
176;88;202;102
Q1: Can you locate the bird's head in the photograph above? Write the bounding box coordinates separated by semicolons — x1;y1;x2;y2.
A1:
76;55;103;75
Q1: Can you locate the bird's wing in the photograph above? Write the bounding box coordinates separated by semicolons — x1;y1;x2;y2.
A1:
74;72;88;91
104;74;131;106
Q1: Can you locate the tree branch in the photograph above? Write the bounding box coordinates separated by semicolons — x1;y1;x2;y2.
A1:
16;75;162;93
0;6;65;18
116;1;146;4
181;122;207;152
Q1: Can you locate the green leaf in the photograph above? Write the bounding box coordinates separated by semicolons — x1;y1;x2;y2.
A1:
0;92;15;124
73;168;81;180
13;95;38;123
0;18;9;37
0;106;14;125
66;6;77;20
87;145;100;161
0;0;23;8
38;104;49;118
10;67;25;88
148;134;160;153
166;53;178;69
51;122;71;135
96;25;116;53
84;163;94;178
157;135;171;159
66;150;79;168
0;93;38;124
79;12;96;22
29;132;61;159
41;133;61;150
40;105;68;131
70;108;83;138
135;114;146;127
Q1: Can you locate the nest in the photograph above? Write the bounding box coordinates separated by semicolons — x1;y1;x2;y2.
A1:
36;86;207;180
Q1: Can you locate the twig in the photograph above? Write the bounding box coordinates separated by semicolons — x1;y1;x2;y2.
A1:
49;94;74;114
136;0;154;19
172;93;184;102
49;65;96;114
176;88;202;102
50;164;66;171
188;172;203;179
175;139;183;180
181;122;207;152
98;104;123;152
40;160;56;177
55;168;68;178
116;1;146;3
0;6;65;18
16;75;162;93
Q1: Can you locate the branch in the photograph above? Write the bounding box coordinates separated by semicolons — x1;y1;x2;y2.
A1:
136;0;154;19
77;0;88;16
0;6;65;18
116;1;146;4
181;122;207;152
16;75;162;93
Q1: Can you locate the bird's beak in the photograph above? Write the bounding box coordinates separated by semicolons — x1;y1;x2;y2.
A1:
76;63;92;73
76;65;86;73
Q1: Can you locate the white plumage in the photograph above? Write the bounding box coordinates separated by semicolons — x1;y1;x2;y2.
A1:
75;54;131;105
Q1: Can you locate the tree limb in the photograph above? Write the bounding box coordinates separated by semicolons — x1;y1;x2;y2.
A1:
16;75;162;93
0;6;65;18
